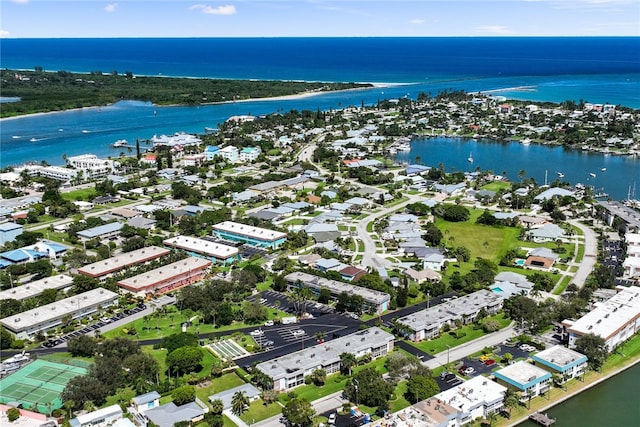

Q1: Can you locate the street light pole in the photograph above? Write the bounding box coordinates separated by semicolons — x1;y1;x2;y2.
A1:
352;378;359;406
446;344;451;366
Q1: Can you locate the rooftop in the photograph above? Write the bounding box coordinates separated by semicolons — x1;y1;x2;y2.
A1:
0;274;73;301
0;288;118;332
434;376;507;413
285;271;390;305
494;361;552;389
213;221;287;242
163;235;238;260
256;327;393;380
78;246;170;277
117;257;212;291
531;345;588;370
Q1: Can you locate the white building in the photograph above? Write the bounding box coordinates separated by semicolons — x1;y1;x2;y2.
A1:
217;146;239;163
0;288;119;339
256;327;394;391
563;285;640;351
70;404;123;427
0;274;73;301
66;154;117;179
239;146;261;162
181;153;206;167
433;376;507;425
531;345;588;382
622;233;640;278
493;361;552;401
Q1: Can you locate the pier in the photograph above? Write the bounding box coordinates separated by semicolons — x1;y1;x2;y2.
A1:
529;411;556;426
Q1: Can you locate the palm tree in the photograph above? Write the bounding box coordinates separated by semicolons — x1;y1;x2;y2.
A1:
64;400;75;419
210;398;224;415
288;285;313;316
340;352;357;376
231;391;249;416
504;394;520;416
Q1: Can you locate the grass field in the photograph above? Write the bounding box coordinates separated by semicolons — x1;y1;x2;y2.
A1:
552;276;573;295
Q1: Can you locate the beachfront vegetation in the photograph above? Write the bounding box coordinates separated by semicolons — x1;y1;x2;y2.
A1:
0;69;372;118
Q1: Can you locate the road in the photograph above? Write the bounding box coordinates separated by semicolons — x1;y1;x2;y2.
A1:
567;219;598;289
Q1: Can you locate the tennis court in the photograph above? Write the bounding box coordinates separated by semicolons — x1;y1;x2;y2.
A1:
0;360;87;414
205;339;249;360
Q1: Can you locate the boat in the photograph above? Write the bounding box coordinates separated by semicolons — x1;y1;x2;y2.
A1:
467;152;473;163
601;167;607;172
112;139;129;147
81;130;90;133
589;173;596;178
29;138;37;142
12;135;20;139
557;172;564;178
521;138;531;145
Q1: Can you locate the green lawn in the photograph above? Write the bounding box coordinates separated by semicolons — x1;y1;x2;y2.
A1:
407;314;511;355
552;276;572;295
61;187;98;201
193;372;246;403
240;401;283;423
575;244;586;263
480;181;511;192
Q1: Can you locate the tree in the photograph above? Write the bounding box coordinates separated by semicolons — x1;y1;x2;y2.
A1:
405;375;440;404
122;353;160;386
231;391;249;416
340;352;357;375
67;335;97;357
71;274;99;294
162;332;199;354
282;397;316;427
310;368;327;386
575;333;608;371
64;399;75;418
442;204;470;222
7;407;20;422
482;319;501;333
166;346;204;375
344;368;393;407
0;326;15;349
171;385;196;405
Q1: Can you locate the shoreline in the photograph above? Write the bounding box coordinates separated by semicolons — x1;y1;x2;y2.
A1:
0;82;402;123
508;356;640;426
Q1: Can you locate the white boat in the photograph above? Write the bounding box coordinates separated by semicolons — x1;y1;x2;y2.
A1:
467;152;473;163
81;130;90;133
112;139;129;147
521;138;531;145
589;173;596;178
557;172;564;178
29;138;37;142
12;135;20;139
601;167;607;172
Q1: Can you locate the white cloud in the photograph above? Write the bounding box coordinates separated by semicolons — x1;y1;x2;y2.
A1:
475;25;513;35
11;0;29;4
104;3;118;13
410;19;425;25
189;4;237;15
0;29;10;38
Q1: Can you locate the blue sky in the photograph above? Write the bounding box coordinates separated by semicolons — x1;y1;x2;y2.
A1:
1;0;639;38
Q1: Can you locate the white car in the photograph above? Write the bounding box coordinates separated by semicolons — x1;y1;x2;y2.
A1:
264;320;274;327
328;413;337;425
250;329;264;337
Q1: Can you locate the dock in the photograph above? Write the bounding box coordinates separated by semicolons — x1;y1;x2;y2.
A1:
529;411;556;426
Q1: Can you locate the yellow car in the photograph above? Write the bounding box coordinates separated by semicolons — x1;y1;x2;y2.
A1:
479;355;490;362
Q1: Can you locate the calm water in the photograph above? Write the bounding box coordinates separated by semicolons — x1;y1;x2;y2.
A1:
395;137;639;200
518;363;640;427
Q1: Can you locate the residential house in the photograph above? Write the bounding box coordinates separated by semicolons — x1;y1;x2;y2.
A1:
144;402;205;427
0;222;23;245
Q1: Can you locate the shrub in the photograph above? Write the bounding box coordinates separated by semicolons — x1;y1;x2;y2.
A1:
7;407;20;422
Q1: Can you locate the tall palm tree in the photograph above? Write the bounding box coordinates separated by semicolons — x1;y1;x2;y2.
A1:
288;285;313;316
231;391;249;416
340;352;357;376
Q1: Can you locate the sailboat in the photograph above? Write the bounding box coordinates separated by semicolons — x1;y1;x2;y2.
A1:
467;152;473;163
589;173;596;178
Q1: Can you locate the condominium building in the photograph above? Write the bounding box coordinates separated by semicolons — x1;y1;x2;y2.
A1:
256;327;394;391
212;221;287;249
163;236;239;264
493;361;552;401
117;257;212;297
396;290;504;342
531;345;588;382
78;246;170;280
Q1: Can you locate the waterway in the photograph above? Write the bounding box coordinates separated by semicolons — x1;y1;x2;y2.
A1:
518;363;640;426
394;137;639;201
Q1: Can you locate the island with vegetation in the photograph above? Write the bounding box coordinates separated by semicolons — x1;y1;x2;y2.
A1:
0;68;372;118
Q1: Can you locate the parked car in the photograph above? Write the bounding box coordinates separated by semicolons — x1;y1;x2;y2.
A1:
328;413;337;425
459;366;475;375
264;320;274;327
250;329;264;337
484;359;496;367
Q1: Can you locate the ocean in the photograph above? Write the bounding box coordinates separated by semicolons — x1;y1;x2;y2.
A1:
1;37;639;197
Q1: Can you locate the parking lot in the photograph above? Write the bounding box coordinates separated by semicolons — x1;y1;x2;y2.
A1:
41;303;147;348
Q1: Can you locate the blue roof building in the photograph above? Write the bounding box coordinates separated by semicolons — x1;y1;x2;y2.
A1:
77;222;124;240
204;145;220;161
0;222;23;245
1;249;47;264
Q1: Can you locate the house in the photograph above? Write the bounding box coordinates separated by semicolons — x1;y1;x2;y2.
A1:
525;247;559;269
77;222;124;240
526;224;565;242
70;404;123;427
423;253;446;271
531;345;588;382
339;266;367;282
132;391;161;413
534;187;575;202
217;146;239;163
491;271;534;298
144;402;205;427
303;223;341;243
239;146;262;162
404;267;441;284
208;384;261;409
315;258;344;272
0;222;23;245
493;361;552;401
204;145;220;161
